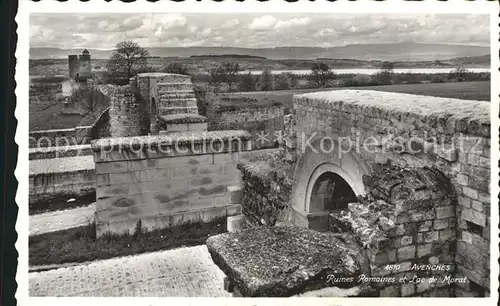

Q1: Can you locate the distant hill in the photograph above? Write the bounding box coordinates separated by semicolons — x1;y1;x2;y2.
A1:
30;43;489;61
190;54;267;59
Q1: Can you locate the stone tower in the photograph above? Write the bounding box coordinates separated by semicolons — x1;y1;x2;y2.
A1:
68;49;92;81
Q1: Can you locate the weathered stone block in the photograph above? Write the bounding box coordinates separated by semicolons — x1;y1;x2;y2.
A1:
471;200;483;212
418;221;433;232
200;206;227;223
96;161;128;174
397;245;416;261
401;283;415;296
226;204;242;216
457;196;471;208
188;197;213;210
423;231;439;243
455;173;468;186
96;173;110;186
433;219;449;230
439;228;455;241
214;152;240;164
227;214;245;232
198;164;224;176
400;235;413;246
227;185;243;204
462;187;478;199
127;159;157;171
380;285;399;297
417;243;432;257
461;208;486;227
436;206;454;219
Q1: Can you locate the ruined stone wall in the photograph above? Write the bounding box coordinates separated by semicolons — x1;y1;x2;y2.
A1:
107;84;149;137
208;102;284;149
291;90;490;296
237;149;293;227
92;131;258;237
330;165;457;297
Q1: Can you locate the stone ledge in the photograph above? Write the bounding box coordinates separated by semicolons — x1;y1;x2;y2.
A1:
295;90;490;137
29;156;95;175
206;225;366;297
29;144;93;160
91;130;252;153
159;113;208;124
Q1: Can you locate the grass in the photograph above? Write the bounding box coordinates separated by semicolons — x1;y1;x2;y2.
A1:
30;100;85;131
29;217;227;266
29;191;96;215
226;81;490;110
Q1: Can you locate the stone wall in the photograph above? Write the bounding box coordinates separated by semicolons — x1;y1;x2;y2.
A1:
29;128;78;148
29;156;95;204
290;90;490;296
106;84;149;137
92;130;275;237
207;97;284;149
330;165;457;297
237;149;293;227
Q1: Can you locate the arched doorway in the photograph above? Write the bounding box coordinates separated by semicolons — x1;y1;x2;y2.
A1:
150;97;157;134
309;172;357;213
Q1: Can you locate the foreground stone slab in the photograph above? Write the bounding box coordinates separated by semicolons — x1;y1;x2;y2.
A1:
206;225;367;297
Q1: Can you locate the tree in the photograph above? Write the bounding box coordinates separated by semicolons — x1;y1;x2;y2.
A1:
274;72;295;90
380;61;394;72
448;65;470;82
222;62;240;92
376;61;395;85
238;72;257;92
258;69;274;91
208;66;226;93
311;62;332;87
106;41;150;82
164;62;190;75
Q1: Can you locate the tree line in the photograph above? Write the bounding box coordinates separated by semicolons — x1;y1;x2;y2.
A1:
102;40;489;91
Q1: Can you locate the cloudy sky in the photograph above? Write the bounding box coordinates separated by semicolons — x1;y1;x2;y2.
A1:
30;13;489;49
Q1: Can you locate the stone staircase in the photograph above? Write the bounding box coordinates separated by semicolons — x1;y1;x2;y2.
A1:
156;79;208;133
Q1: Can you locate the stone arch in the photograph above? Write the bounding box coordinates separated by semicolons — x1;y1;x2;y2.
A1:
291;137;370;215
307;165;358;213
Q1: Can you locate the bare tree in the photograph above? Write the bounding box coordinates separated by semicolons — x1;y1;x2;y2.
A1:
311;62;332;87
106;41;150;82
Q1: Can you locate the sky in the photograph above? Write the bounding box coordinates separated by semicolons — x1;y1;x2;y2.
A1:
30;13;490;49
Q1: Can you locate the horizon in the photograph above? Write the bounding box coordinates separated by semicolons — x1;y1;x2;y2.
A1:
31;41;492;51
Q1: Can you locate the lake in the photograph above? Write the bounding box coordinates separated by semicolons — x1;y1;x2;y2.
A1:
240;68;490;76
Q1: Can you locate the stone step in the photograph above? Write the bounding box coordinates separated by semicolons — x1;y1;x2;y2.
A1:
158;113;208;124
159;90;195;100
158;106;199;116
159;97;198;108
157;82;193;92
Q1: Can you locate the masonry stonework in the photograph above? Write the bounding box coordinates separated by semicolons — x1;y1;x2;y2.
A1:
92;130;278;237
226;90;490;297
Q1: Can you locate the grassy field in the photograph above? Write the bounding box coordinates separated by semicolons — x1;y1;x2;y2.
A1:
30;100;85;131
225;81;490;111
29;81;490;131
